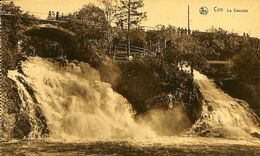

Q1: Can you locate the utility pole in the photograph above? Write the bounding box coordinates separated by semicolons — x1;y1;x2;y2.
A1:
188;5;190;35
127;0;131;55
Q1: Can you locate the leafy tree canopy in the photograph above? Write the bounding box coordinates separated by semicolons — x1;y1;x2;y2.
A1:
115;0;147;29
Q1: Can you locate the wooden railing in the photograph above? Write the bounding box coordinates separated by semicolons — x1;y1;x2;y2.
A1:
206;60;233;65
114;44;154;54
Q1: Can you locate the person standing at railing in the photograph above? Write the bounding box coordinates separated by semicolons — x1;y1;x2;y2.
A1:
56;11;59;20
52;11;55;20
47;11;52;20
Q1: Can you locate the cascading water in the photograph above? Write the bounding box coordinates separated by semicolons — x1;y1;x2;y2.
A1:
8;57;158;141
188;70;260;138
7;57;260;142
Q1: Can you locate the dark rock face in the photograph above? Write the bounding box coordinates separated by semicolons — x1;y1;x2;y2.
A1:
114;58;201;124
34;106;49;137
12;114;31;139
251;132;260;138
15;75;49;138
2;68;49;139
1;76;22;138
6;79;22;114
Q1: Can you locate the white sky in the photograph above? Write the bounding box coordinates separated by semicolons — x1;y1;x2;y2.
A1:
9;0;260;38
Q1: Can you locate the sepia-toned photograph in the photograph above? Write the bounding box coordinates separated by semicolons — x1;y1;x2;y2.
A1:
0;0;260;155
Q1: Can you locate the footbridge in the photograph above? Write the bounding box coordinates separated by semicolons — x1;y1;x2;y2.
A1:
24;24;77;45
1;13;77;44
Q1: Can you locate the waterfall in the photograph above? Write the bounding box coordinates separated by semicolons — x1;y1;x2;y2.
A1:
7;57;260;141
188;70;260;138
8;57;157;141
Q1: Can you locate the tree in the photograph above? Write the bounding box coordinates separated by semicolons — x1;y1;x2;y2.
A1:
77;3;107;27
116;0;147;54
197;27;243;60
98;0;119;53
116;0;146;29
164;36;208;76
232;43;260;116
233;45;260;84
98;0;118;24
64;3;111;59
129;28;147;48
1;2;36;73
145;25;178;54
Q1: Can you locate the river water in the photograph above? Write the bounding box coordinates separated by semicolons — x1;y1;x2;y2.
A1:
2;57;260;155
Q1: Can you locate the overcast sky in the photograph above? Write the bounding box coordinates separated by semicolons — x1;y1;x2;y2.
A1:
10;0;260;38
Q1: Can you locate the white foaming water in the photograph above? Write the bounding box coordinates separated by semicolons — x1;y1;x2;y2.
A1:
7;57;260;142
190;70;260;138
8;57;157;141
